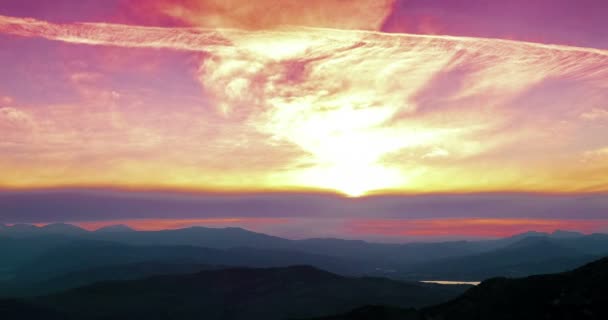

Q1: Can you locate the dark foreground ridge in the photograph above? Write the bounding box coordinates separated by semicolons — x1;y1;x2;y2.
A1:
312;256;608;320
2;265;465;320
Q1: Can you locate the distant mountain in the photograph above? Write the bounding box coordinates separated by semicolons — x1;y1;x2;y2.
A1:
24;266;467;320
91;226;293;249
0;224;499;269
2;224;607;282
294;238;487;267
310;256;608;320
10;262;220;297
39;224;87;235
1;224;42;236
93;225;135;233
0;235;77;276
399;237;599;281
551;230;584;238
0;224;87;237
0;240;367;297
552;233;608;255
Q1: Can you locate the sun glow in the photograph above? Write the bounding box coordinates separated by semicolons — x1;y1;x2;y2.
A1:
297;163;403;197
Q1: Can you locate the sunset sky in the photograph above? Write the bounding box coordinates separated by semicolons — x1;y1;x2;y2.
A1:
1;0;607;240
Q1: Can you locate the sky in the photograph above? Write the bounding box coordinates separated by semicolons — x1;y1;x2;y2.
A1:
0;0;607;240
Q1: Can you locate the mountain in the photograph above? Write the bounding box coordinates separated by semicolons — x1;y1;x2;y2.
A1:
551;230;584;239
294;238;487;267
0;299;68;320
3;224;607;282
20;266;468;320
307;305;421;320
0;240;368;297
311;256;608;320
38;224;87;235
0;235;78;278
1;224;42;236
0;224;499;269
91;226;293;249
398;237;600;281
0;224;87;237
420;256;608;319
3;262;220;297
553;233;608;255
93;225;135;233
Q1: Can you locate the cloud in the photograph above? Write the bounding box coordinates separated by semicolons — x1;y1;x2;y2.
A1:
69;71;103;85
0;14;607;194
0;107;35;132
0;95;13;105
584;147;608;160
580;108;608;121
0;106;30;123
422;147;450;159
147;0;395;31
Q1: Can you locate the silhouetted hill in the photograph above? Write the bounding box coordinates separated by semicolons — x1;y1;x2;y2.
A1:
25;266;467;320
0;299;68;320
311;256;608;320
4;262;220;297
421;256;608;319
304;305;421;320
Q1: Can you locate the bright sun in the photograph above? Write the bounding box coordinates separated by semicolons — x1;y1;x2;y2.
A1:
300;163;404;197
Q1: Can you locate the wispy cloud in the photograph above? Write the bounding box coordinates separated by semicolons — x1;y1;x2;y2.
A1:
581;108;608;121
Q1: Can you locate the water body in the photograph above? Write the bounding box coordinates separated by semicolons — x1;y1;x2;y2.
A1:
421;280;480;286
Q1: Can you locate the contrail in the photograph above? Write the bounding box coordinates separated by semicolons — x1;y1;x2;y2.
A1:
1;14;607;57
0;15;232;50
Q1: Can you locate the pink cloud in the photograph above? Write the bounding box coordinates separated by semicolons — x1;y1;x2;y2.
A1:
0;95;13;105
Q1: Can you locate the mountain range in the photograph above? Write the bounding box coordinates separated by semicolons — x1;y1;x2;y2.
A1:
1;224;608;319
2;224;607;294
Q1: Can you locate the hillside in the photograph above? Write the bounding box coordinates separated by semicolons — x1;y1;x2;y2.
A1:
26;266;467;320
312;256;608;320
